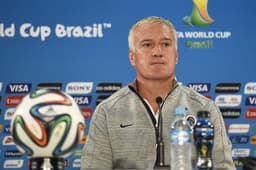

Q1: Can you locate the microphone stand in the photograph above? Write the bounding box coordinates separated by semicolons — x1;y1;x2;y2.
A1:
156;96;164;167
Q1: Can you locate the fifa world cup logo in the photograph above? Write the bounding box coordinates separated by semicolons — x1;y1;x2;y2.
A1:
184;0;214;27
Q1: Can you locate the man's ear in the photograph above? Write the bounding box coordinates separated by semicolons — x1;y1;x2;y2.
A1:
175;51;178;64
129;50;135;66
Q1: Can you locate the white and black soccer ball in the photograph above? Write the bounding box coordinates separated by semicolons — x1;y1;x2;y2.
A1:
10;89;85;158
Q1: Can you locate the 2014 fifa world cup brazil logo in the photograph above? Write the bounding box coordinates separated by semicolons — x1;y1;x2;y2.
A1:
184;0;214;27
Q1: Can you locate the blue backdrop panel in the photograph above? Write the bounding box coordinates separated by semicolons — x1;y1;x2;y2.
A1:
0;0;256;169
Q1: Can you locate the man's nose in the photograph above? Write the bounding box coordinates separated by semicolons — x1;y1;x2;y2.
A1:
152;45;163;56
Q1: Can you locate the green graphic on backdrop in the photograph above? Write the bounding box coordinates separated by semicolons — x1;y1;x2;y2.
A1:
184;0;214;27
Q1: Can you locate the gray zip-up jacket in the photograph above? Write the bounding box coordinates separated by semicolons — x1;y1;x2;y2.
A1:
81;82;236;170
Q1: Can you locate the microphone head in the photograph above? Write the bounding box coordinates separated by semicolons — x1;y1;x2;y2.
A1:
156;96;163;105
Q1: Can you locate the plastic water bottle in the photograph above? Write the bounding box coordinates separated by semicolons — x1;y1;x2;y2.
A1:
170;107;192;170
194;111;214;170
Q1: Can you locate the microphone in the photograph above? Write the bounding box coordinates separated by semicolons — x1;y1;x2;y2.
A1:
156;96;164;167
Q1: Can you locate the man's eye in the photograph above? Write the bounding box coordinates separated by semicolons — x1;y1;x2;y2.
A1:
162;42;170;47
142;43;153;48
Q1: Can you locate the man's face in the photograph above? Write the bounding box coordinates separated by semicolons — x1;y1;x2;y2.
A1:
129;23;178;81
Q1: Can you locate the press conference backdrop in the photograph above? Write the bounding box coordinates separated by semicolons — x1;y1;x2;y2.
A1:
0;0;255;169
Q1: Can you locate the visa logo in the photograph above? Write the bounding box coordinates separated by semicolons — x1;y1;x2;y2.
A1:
72;96;92;105
6;83;31;93
245;96;256;105
187;83;210;93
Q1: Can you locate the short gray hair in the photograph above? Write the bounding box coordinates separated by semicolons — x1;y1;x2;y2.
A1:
128;16;177;51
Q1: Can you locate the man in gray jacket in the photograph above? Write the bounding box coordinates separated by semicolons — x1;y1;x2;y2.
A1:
81;16;236;170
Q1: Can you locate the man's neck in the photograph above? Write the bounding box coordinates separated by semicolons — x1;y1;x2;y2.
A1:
136;77;175;113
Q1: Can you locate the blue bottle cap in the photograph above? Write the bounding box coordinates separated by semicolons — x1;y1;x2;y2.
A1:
175;107;186;115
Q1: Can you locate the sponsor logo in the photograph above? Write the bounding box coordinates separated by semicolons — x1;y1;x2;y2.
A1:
232;148;250;157
187;83;210;93
81;108;92;119
0;82;2;92
36;82;62;90
72;95;92;105
72;149;82;157
2;135;15;145
204;95;212;99
73;159;81;168
215;95;242;107
96;95;110;106
251;136;256;144
6;83;31;93
233;159;243;167
245;108;256;119
0;124;3;133
228;124;250;134
4;150;23;157
245;96;256;106
4;108;16;120
244;82;256;94
4;125;11;134
66;82;93;94
96;82;122;93
79;135;86;145
220;108;241;118
183;0;214;27
4;159;24;168
5;96;24;107
215;83;241;93
229;136;249;144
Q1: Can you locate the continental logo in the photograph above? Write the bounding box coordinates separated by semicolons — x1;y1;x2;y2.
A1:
36;82;62;90
187;83;210;93
232;148;250;157
96;82;122;93
220;108;241;118
6;83;32;93
228;124;250;134
244;82;256;94
215;83;241;93
245;96;256;106
183;0;214;27
65;82;93;94
96;95;110;106
215;95;242;107
245;108;256;119
4;159;24;168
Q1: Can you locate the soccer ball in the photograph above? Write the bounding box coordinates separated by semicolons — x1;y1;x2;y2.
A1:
10;89;85;158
